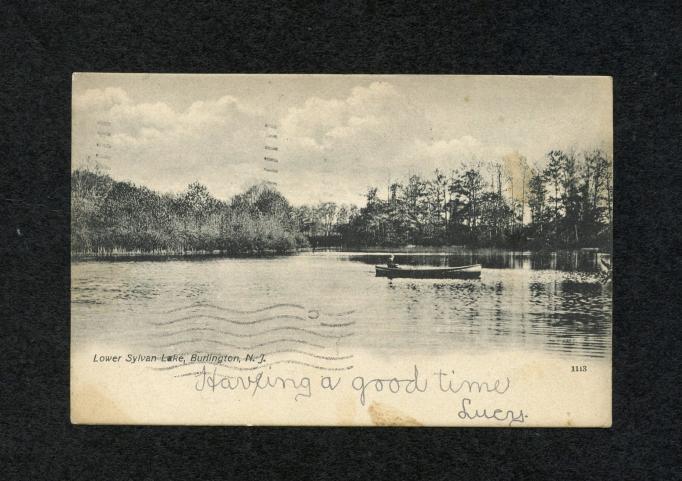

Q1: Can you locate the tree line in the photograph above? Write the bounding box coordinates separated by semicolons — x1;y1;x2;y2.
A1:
72;168;308;256
72;147;611;256
301;148;612;250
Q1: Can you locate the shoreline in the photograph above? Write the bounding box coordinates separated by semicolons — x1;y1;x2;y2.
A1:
71;246;611;262
71;249;304;262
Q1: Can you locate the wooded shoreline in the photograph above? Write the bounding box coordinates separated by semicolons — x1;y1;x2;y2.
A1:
72;148;612;258
71;249;302;262
72;247;612;263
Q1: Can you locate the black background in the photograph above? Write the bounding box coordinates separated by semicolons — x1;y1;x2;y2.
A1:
1;1;680;479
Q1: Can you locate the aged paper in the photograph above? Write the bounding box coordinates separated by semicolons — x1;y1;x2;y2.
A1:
71;74;612;426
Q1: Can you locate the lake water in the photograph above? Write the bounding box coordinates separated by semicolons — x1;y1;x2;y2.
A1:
71;249;611;363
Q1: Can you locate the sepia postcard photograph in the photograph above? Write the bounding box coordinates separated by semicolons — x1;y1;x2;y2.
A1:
70;73;612;426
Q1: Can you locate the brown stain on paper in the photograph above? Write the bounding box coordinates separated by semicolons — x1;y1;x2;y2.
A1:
71;384;131;424
368;402;422;427
516;360;546;381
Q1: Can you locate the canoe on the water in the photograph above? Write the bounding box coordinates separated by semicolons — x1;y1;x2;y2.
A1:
375;264;482;279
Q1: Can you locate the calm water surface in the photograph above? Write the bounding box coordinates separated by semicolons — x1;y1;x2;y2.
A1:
72;250;611;360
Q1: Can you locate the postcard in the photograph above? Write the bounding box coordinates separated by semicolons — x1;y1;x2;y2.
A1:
71;74;612;426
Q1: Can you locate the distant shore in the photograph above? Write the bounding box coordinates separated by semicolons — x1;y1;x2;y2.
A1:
71;245;611;262
70;248;305;262
72;149;612;264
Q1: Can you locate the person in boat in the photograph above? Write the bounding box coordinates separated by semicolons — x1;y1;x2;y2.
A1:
387;255;399;268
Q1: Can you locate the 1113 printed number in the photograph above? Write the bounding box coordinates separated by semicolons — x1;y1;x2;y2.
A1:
571;365;588;372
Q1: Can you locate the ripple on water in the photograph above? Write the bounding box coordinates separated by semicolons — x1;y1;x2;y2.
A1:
72;253;611;358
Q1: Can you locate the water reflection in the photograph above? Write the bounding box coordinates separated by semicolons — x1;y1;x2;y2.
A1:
72;249;611;360
342;248;604;272
355;250;611;358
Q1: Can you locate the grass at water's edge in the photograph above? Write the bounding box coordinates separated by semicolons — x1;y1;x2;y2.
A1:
71;246;612;262
71;248;306;262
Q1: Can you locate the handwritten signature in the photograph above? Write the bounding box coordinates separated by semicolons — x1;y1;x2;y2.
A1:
458;397;527;426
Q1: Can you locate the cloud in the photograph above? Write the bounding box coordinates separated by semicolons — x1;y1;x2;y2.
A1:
73;82;521;206
281;81;431;155
276;82;515;203
74;87;130;110
73;88;269;198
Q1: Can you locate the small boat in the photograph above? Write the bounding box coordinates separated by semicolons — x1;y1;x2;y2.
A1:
375;264;482;279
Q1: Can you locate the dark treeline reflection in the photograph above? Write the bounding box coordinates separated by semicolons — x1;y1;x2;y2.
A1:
528;280;611;356
343;250;603;272
377;266;610;357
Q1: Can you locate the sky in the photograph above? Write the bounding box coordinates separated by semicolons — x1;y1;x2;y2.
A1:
72;74;612;206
